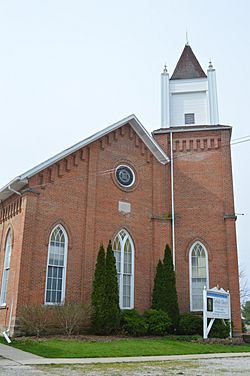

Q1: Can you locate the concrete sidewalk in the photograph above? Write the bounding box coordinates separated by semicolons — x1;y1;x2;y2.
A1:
1;343;250;365
0;344;43;364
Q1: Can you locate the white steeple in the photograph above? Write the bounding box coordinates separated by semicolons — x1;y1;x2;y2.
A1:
161;45;220;127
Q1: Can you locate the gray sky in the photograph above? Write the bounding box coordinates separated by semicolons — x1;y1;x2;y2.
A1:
0;1;249;292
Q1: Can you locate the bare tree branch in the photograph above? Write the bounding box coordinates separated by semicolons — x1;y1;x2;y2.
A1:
239;267;250;306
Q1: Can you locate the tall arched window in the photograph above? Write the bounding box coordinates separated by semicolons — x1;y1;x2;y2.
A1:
0;230;12;305
113;229;134;309
189;241;209;311
45;225;68;304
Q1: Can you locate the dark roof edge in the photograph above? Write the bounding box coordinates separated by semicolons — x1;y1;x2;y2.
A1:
152;125;232;134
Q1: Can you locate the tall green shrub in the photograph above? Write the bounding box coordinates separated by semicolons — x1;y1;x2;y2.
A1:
104;240;120;333
91;244;106;334
152;244;179;329
152;260;164;310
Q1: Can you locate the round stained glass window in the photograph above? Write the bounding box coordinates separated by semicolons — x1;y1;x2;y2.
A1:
115;165;135;188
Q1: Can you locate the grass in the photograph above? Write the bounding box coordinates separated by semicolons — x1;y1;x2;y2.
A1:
2;337;250;358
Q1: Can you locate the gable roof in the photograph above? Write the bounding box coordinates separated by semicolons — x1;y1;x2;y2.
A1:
170;44;207;80
0;114;169;202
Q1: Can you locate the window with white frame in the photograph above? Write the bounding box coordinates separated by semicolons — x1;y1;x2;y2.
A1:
0;230;12;305
189;241;208;311
45;225;68;304
113;229;134;309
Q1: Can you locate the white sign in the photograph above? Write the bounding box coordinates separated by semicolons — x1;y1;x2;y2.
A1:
206;290;230;319
203;286;232;339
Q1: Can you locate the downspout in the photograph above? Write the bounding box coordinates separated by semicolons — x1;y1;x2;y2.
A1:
161;64;175;268
8;185;22;196
6;176;28;197
2;298;13;343
170;131;176;270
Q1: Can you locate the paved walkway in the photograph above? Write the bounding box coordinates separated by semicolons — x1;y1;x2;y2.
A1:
0;343;250;365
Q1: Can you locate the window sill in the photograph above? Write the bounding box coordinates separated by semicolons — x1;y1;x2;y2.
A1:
0;304;7;309
44;302;64;306
191;310;203;314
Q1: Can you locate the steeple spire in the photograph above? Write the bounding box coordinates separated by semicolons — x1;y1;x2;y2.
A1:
185;29;189;45
171;45;206;80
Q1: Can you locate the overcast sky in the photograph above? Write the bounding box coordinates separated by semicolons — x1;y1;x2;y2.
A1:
0;1;249;293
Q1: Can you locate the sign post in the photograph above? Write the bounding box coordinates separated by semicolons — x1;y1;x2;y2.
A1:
203;286;231;339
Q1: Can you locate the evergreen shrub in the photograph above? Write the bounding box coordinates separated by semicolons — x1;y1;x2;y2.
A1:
209;319;230;338
91;242;120;334
152;260;164;310
143;309;172;335
104;240;120;334
152;244;179;330
120;309;148;336
178;312;203;335
91;244;107;334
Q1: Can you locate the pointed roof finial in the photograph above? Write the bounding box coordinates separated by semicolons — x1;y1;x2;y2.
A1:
162;63;168;74
208;60;214;69
186;28;189;45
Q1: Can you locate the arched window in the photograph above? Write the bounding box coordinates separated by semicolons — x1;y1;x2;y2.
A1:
113;229;134;309
0;230;12;305
45;225;68;304
189;241;209;311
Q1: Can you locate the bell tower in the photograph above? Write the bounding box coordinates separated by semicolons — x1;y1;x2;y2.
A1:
154;44;241;336
161;44;219;127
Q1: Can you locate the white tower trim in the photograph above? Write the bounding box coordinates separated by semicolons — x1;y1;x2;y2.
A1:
161;65;170;128
207;62;219;125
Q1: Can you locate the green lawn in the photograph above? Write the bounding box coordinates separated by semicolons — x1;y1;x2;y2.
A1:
3;337;250;358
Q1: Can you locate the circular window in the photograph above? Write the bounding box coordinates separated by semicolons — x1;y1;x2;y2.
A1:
115;165;135;188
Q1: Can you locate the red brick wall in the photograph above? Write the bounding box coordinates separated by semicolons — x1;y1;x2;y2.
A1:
154;127;241;334
11;124;169;321
0;196;27;333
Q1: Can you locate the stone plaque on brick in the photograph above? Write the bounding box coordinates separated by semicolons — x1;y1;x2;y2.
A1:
118;201;131;214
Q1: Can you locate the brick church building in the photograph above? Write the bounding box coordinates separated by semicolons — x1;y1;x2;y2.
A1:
0;44;241;335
